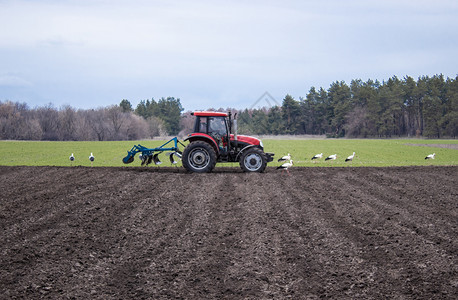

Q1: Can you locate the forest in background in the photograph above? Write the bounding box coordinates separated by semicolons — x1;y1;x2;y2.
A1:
1;75;457;140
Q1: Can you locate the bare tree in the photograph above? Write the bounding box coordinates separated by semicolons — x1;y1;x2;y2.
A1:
178;111;195;138
23;118;43;140
147;116;167;137
0;101;21;139
36;103;59;140
0;101;43;140
85;108;109;141
124;113;149;140
73;109;94;140
106;105;126;140
58;105;77;140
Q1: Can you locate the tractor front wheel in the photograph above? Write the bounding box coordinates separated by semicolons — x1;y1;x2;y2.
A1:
239;147;267;173
182;141;217;173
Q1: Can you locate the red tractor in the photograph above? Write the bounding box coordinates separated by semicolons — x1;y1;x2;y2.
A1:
182;111;274;173
123;111;274;173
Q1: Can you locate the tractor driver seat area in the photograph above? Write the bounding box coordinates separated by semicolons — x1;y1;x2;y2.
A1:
208;117;227;147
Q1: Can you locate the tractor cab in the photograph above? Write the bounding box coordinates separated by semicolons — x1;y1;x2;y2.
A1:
193;112;230;151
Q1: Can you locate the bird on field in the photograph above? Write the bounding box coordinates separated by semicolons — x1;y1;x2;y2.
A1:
325;154;337;161
69;153;75;162
278;153;291;162
345;152;356;162
311;153;323;162
277;160;293;175
425;153;435;160
153;153;162;166
89;153;95;166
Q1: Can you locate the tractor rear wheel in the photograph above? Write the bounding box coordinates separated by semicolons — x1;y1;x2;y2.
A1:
239;147;267;173
182;141;217;173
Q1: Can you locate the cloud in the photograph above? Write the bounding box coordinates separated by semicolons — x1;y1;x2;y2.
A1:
0;73;32;87
37;36;84;48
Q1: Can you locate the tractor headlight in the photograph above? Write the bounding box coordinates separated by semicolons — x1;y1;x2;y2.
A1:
259;140;264;148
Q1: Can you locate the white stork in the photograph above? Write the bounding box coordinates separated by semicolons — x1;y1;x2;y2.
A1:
425;153;435;160
278;153;291;162
311;153;323;161
277;160;293;175
345;152;355;162
325;154;337;161
89;153;94;166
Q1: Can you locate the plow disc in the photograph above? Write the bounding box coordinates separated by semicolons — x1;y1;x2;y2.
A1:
123;156;135;164
168;151;182;164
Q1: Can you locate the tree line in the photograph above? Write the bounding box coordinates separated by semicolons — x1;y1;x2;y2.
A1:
1;75;456;140
236;75;457;138
0;97;183;141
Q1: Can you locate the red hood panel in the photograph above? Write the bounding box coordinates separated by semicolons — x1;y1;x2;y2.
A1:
230;134;261;146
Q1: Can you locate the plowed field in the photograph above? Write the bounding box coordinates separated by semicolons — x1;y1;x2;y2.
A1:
1;166;457;299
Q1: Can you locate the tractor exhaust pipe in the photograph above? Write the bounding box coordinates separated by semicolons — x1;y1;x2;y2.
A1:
233;113;238;152
233;117;238;142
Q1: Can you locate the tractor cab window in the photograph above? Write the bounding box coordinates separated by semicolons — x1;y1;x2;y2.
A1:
208;117;227;136
196;117;207;133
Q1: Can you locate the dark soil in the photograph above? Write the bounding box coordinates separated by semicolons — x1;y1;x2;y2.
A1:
1;166;457;299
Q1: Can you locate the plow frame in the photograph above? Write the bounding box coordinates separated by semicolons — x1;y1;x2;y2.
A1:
122;137;184;164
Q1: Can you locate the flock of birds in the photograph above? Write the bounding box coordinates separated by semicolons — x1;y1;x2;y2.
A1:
69;153;95;165
68;151;436;171
69;153;94;160
276;152;355;175
276;151;436;175
68;152;180;166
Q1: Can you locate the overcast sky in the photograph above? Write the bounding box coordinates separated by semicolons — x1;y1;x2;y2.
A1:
0;0;457;111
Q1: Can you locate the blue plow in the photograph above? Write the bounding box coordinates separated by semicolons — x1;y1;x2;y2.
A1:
122;137;184;165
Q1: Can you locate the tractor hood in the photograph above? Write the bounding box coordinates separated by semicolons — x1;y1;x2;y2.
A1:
230;134;261;146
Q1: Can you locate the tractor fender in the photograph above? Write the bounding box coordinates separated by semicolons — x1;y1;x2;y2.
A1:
235;144;259;161
184;134;220;155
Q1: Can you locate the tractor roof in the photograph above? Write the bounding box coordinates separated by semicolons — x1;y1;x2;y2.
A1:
192;111;228;117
